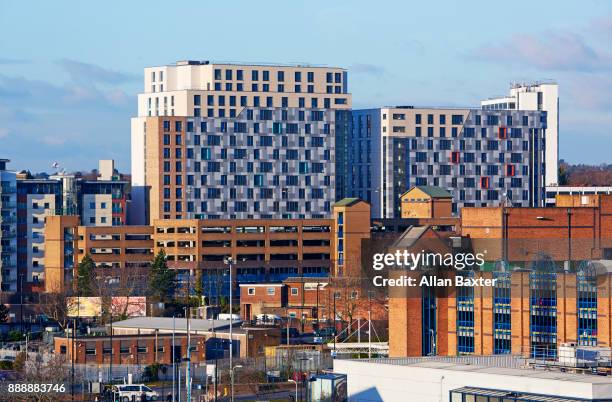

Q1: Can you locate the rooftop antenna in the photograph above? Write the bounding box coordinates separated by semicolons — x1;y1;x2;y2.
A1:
52;161;66;175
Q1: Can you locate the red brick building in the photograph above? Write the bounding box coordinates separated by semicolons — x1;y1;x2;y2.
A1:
389;194;612;358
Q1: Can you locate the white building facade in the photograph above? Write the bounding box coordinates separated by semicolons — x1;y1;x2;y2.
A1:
481;82;559;187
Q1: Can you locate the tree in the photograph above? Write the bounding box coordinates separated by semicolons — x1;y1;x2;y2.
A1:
558;164;569;185
0;303;9;323
39;292;76;330
76;254;96;296
149;250;177;303
7;353;70;402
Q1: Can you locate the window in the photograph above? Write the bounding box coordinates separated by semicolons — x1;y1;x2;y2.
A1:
248;287;255;295
451;114;463;125
291;288;298;296
267;287;275;295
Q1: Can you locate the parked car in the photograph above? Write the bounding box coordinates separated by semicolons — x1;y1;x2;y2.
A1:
281;327;300;339
315;327;336;338
112;384;159;401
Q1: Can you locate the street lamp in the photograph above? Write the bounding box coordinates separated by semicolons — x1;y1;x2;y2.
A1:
223;256;235;398
288;379;298;401
230;364;242;402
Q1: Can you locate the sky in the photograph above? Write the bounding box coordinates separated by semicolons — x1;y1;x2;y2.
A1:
1;0;612;173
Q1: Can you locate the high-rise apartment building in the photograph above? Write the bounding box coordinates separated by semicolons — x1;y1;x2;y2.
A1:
16;178;62;287
50;160;128;227
4;160;129;293
349;106;547;218
481;82;559;187
0;159;18;292
130;60;352;224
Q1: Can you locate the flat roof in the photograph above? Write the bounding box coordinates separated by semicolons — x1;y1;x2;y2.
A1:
239;283;284;287
345;357;612;384
451;386;589;402
150;60;345;70
111;317;241;332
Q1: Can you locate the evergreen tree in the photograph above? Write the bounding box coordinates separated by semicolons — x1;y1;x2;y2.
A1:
149;250;176;303
76;254;96;296
0;304;9;323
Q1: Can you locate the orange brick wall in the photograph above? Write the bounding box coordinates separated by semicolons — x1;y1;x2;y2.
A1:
389;271;612;357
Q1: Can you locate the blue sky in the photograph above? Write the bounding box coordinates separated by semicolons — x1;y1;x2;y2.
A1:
1;0;612;173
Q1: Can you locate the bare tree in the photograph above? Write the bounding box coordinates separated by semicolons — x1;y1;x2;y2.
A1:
38;292;76;330
6;354;70;402
95;266;147;323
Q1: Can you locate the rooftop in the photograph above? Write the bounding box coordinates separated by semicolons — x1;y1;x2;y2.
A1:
451;386;592;402
284;277;330;284
111;317;241;332
152;60;345;70
334;197;365;207
342;356;612;385
405;185;454;198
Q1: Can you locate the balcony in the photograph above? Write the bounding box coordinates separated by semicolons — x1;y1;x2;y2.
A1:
0;186;16;194
0;216;16;224
1;229;16;238
0;202;16;209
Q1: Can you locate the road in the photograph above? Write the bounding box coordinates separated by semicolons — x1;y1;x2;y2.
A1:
149;386;294;402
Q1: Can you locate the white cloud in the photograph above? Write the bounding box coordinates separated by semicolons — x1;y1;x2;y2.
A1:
471;32;612;72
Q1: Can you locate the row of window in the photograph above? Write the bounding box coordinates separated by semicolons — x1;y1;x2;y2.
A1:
389;126;531;139
163;160;329;174
387;113;465;125
155;225;330;234
213;68;342;84
163;200;331;213
413;151;524;163
385;112;535;127
402;138;537;152
166;147;328;161
408;161;529;175
208;81;343;94
194;94;346;108
246;286;306;296
163;186;329;199
407;164;523;179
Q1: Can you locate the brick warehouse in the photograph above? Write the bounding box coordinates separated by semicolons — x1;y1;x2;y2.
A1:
389;270;612;358
389;193;612;358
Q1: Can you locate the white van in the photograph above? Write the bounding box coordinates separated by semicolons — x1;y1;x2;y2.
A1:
112;384;159;401
217;313;240;321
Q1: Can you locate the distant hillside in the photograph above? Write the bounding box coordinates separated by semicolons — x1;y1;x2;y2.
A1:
559;160;612;186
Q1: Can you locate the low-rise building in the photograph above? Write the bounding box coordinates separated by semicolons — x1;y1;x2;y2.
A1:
110;317;280;359
545;185;612;207
400;186;453;219
334;356;612;402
